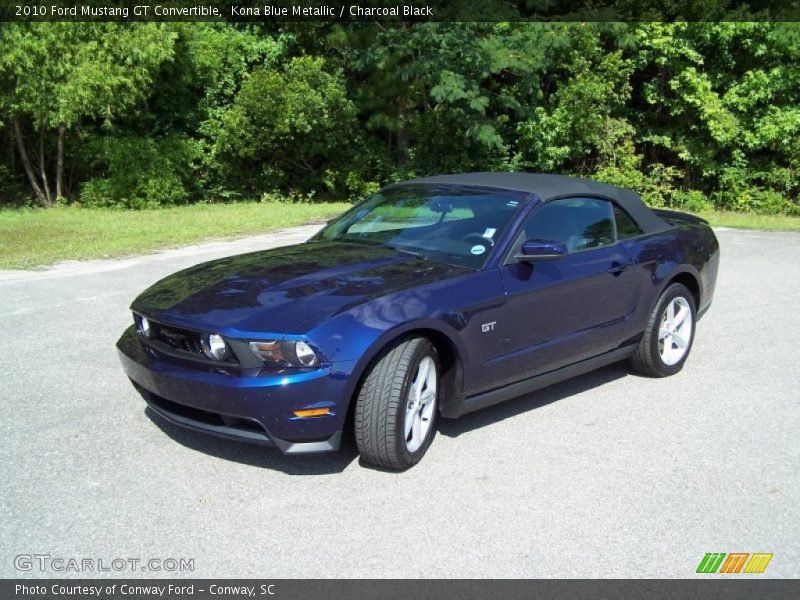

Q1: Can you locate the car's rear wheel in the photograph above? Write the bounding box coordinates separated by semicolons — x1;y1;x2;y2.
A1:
630;282;696;377
354;337;439;470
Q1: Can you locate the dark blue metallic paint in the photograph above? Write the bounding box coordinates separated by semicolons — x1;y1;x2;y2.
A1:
517;239;569;260
117;182;719;454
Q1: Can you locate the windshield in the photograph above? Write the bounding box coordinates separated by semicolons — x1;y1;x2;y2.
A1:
314;185;525;269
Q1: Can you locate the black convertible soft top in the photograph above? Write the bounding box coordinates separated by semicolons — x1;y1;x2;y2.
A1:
391;172;672;234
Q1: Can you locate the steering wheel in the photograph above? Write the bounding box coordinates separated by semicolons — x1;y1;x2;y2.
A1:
461;233;493;247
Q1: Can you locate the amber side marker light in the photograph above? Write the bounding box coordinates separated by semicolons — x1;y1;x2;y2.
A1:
293;408;331;418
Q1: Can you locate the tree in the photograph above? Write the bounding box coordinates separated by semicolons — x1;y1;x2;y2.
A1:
0;21;798;213
0;23;175;205
215;56;357;195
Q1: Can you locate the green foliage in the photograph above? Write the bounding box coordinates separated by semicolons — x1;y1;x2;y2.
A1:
215;56;358;196
0;23;176;129
628;22;799;214
0;23;177;206
0;164;26;204
516;44;635;172
0;22;798;214
81;135;201;208
146;23;286;190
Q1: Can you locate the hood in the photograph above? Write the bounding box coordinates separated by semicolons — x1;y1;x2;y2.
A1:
131;241;470;336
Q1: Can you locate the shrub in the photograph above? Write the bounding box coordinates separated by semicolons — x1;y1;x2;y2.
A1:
0;165;27;206
80;135;200;208
673;190;713;212
215;56;358;198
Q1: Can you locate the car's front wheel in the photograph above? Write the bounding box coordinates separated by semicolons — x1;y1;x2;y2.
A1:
630;282;696;377
354;337;439;470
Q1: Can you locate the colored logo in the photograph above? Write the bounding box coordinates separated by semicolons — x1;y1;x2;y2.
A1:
696;552;773;574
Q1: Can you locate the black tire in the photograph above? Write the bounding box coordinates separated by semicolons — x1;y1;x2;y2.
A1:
354;337;439;470
629;282;697;377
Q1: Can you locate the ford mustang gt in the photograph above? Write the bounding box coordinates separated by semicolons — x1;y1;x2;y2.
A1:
117;173;720;469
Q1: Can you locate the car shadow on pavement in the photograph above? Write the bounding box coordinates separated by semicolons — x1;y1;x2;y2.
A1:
145;407;359;475
144;363;629;473
438;363;630;438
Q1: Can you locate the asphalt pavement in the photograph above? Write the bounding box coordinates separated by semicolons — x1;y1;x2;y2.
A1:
1;225;798;578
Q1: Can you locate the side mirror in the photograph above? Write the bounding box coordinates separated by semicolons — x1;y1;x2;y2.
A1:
515;239;567;262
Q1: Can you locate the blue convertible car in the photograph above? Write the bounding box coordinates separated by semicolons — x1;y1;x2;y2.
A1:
118;173;720;469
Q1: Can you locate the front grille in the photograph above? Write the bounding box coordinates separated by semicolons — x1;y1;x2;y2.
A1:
152;323;204;355
130;382;269;441
149;393;265;433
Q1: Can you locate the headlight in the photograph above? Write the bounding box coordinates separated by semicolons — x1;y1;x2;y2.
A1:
136;315;152;338
202;333;229;360
249;340;320;368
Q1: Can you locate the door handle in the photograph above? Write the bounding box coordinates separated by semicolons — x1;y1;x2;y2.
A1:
608;261;632;276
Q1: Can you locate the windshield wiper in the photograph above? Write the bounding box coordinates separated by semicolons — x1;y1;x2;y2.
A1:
333;236;380;247
383;244;427;260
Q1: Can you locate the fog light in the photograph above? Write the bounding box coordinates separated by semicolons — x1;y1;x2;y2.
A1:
202;333;229;360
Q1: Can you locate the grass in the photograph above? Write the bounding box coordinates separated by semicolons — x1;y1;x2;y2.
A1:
1;203;797;271
688;209;800;232
0;201;352;270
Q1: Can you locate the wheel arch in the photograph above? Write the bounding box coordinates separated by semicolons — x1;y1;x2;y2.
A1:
342;321;466;424
630;267;700;378
664;269;702;309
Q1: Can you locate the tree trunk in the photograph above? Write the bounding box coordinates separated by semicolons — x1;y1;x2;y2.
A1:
39;126;52;205
12;119;49;207
397;100;409;167
56;123;65;201
67;158;75;199
7;127;15;173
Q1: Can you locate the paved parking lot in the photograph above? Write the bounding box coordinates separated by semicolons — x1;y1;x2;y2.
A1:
1;225;798;578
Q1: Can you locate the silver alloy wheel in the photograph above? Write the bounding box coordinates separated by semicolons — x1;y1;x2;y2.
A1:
658;296;693;366
404;355;437;452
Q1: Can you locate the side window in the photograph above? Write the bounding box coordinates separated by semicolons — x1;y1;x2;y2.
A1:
613;204;643;239
512;197;615;256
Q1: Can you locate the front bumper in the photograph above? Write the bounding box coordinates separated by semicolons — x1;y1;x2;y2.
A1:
117;326;354;454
